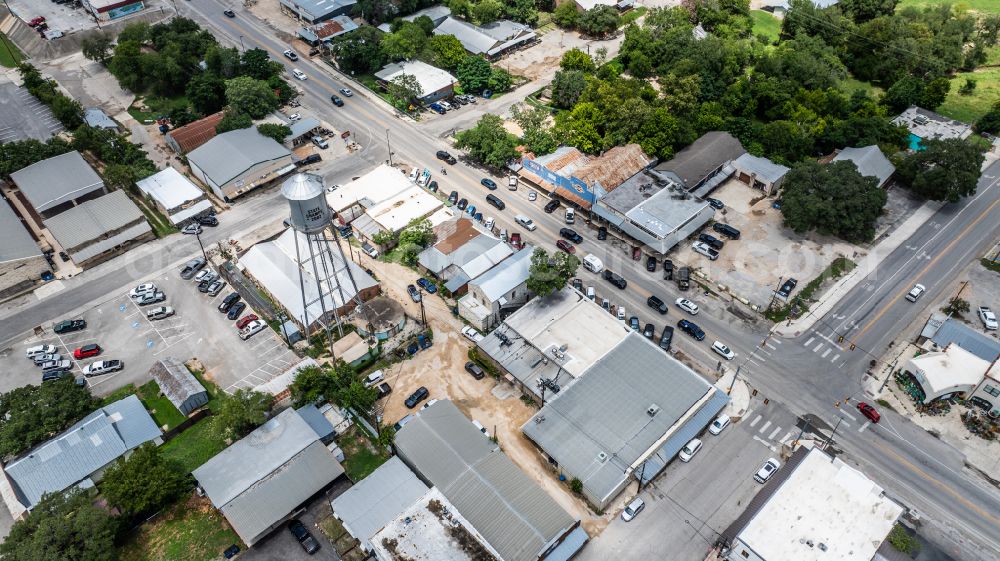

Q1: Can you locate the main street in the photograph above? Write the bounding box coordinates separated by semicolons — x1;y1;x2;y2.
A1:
2;2;999;558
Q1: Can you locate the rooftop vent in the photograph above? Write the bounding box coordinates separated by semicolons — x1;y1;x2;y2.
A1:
818;543;827;552
647;404;660;417
597;451;608;462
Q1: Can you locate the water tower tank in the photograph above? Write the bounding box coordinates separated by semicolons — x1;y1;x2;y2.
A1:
282;173;330;234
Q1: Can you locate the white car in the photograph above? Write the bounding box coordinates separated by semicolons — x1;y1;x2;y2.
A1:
678;438;703;462
528;191;537;201
708;413;731;435
675;298;699;315
905;283;926;302
288;113;301;121
181;223;202;235
754;458;781;483
340;88;353;97
692;241;719;261
282;49;298;61
193;269;214;283
712;341;736;360
129;283;157;299
421;398;440;410
978;306;998;330
621;497;645;522
26;344;57;359
146;306;174;320
364;370;385;388
616;306;626;321
462;325;484;343
82;360;124;377
292;68;307;80
239;319;267;340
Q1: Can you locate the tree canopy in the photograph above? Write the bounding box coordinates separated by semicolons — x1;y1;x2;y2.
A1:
780;160;887;243
214;388;272;440
100;443;189;516
0;490;118;561
455;114;520;171
224;76;279;119
896;139;985;203
526;248;581;298
0;378;100;459
397;219;434;265
256;123;292;144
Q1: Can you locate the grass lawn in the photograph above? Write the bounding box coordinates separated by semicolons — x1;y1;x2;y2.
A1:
897;0;1000;13
751;10;781;43
840;76;884;98
128;95;191;123
160;418;228;475
118;495;240;561
339;425;388;482
133;195;177;237
621;6;648;27
936;67;1000;123
0;33;24;68
137;381;187;430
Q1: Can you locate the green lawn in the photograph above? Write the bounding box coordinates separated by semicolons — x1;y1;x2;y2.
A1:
840;77;884;98
751;10;781;43
936;67;1000;123
160;419;228;475
339;426;389;482
128;95;190;123
897;0;1000;13
0;33;23;68
118;495;240;561
620;6;648;27
138;381;187;430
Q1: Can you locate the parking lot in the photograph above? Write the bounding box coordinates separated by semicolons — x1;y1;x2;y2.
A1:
0;82;65;143
1;263;297;397
6;0;103;35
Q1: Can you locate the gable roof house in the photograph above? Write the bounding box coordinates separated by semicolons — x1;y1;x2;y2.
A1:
374;60;458;104
149;357;209;416
731;153;789;196
186;128;294;201
0;395;162;520
458;245;534;331
831;145;895;189
135;167;212;225
192;407;345;546
418;218;513;294
165;111;225;154
433;17;536;59
9;151;107;221
654;131;746;198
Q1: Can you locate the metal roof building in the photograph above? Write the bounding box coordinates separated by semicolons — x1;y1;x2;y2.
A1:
458;245;535;331
149;357;208;416
42;190;152;266
279;0;357;23
9;151;106;216
433;17;536;58
135;167;212;225
374;61;457;103
929;317;1000;363
654;131;746;197
395;400;588;561
331;456;429;552
832;145;895;188
192;407;345;545
83;107;119;130
165;111;225;154
2;395;161;518
325;163;414;222
376;5;451;32
0;198;43;268
731;153;789;195
187;128;293;201
522;332;729;509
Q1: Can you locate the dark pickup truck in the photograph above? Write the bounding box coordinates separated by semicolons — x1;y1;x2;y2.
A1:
676;266;691;291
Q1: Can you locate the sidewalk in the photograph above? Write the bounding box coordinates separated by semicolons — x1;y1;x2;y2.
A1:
716;367;751;421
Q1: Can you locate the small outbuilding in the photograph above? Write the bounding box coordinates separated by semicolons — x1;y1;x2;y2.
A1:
149;357;209;416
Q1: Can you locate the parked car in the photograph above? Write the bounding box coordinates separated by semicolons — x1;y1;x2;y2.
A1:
197;215;219;227
621;497;645;522
978;306;998;330
407;284;422;302
597;226;607;240
677;319;705;341
193;269;215;283
428;102;445;114
647;295;668;314
181;223;202;235
218;292;241;312
416;278;437;293
465;361;486;380
129;283;157;299
206;280;225;296
556;239;575;254
754;458;781;483
296;154;322;167
559;228;583;243
628;316;640;331
678;438;703;462
692;241;719;260
330;95;344;107
404;386;429;408
857;402;881;423
659;326;674;351
83;360;124;377
448;190;459;204
663;259;673;281
515;215;536;231
393;415;414;431
712;223;741;239
528;191;537;201
905;283;926;302
457;198;468;210
136;291;166;306
603;269;627;289
706;198;724;210
282;49;298;60
481;178;497;190
510;232;523;250
544;199;561;213
180;257;206;279
236;314;259;330
40;359;72;373
712;340;736;360
74;344;102;360
776;278;798;299
26;344;57;359
643;323;655;339
54;319;86;334
376;382;392;399
708;413;731;435
32;353;62;366
239;319;267;340
361;241;379;258
227;301;246;321
486;193;505;210
675;298;699;315
288;113;302;122
462;325;484;343
698;233;724;250
146;306;174;321
288;520;320;555
646;256;657;272
436;150;457;164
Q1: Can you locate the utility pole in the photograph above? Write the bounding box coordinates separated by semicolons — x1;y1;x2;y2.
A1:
879;357;898;393
385;129;394;166
418;289;427;326
194;228;208;262
766;276;783;315
825;416;843;454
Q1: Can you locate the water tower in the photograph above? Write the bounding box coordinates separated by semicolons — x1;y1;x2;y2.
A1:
282;172;367;358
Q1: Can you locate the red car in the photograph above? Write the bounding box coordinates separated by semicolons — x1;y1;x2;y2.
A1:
236;313;259;330
856;402;880;423
556;239;575;254
28;17;46;27
510;232;523;250
73;344;102;360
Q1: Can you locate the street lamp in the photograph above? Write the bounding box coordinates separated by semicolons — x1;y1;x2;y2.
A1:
194;227;208;262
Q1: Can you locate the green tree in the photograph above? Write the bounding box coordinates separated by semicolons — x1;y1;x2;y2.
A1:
0;490;117;561
216;109;253;133
560;48;595;72
780;160;887;243
186;72;226;114
511;103;557;155
919;77;950;110
506;0;539;26
117;21;151;44
551;70;587;109
974;100;1000;134
397;218;434;265
553;1;580;28
896;138;984;203
0;137;74;178
102;163;143;192
426;34;467;70
289;365;338;407
487;68;513;92
457;55;493;93
241;48;282;80
224;76;279;119
100;443;189;516
387;73;424;110
526;248;580;298
472;0;504;24
331;26;384;74
444;0;472;19
81;33;114;64
214;388;272;440
381;22;429;61
256;123;292;144
840;0;898;24
578;5;620;37
888;524;921;556
267;75;296;104
455;114;520;171
0;378;99;458
942;297;970;318
881;76;925;114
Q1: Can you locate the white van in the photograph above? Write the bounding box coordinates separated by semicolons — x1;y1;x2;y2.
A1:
499;228;508;242
582;254;604;274
484;217;495;231
617;306;626;321
515;215;537;231
565;208;575;224
586;286;595;300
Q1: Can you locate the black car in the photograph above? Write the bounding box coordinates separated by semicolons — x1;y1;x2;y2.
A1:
659;326;674;351
486;194;505;210
713;222;741;239
559;228;583;243
227;301;246;320
646;256;657;272
54;319;86;334
603;269;627;289
706;198;724;210
330;95;344;107
572;278;583;291
376;382;392;399
436;150;457;164
288;520;321;555
457;198;468;210
643;323;655;339
698;233;725;250
677;319;705;341
223;9;235;17
405;386;429;408
448;190;459;204
428;180;438;192
647;295;668;314
597;226;607;240
465;361;485;380
295;154;322;166
629;316;640;331
777;278;798;298
481;178;498;190
663;259;674;281
197;215;219;227
218;292;241;312
544;199;561;213
407;284;422;302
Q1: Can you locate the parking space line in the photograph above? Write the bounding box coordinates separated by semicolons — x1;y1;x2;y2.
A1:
759;420;772;433
749;414;762;427
831;354;840;363
804;336;815;347
821;348;832;358
768;426;782;440
812;341;824;352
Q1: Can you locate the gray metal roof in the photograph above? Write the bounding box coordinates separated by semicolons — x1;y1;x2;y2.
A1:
654;132;745;189
280;0;356;17
9;151;104;213
471;245;533;302
598;169;713;238
83;108;118;130
43;190;146;250
331;456;428;546
832;146;895;187
395;400;578;561
0;198;42;264
732;153;789;184
286;117;321;139
149;358;207;412
522;332;724;504
296;404;335;440
931;319;1000;362
4;394;161;509
187;128;291;186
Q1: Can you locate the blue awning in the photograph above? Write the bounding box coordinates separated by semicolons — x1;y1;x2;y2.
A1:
540;525;590;561
635;388;730;484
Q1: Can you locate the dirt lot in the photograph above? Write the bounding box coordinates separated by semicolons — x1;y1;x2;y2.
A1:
343;240;608;534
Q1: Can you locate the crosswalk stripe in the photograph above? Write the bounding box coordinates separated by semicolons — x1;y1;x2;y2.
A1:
836;408;856;423
768;427;782;439
804;336;815;346
859;422;870;433
759;420;772;433
813;342;825;352
765;342;777;350
821;348;832;358
831;354;840;362
780;431;794;444
750;415;762;427
771;338;781;345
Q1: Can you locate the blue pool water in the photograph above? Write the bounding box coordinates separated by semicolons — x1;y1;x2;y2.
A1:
908;133;925;151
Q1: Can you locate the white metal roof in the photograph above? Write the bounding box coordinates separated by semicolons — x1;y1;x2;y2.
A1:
375;61;457;98
325;164;413;213
365;185;443;233
331;456;428;548
470;245;533;302
907;343;990;402
136;167;206;210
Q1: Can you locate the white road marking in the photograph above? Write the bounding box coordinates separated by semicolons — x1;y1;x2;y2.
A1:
804;336;815;347
836;408;857;423
768;426;782;440
831;354;840;362
813;342;824;352
753;436;777;452
759;420;772;433
770;339;781;345
821;348;832;358
780;431;795;444
859;422;871;433
749;414;762;427
765;342;777;350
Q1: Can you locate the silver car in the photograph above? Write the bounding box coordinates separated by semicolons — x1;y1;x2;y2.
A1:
33;352;62;366
146;306;175;320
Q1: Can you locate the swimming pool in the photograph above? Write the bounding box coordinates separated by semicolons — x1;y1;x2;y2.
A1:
908;133;924;151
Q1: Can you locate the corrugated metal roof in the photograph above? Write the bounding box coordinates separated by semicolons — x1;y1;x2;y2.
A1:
832;146;895;187
396;400;578;561
0;197;41;264
83;108;118;130
281;0;356;17
296;404;335;440
522;333;726;504
136;167;205;210
732;153;789;184
286;117;321;139
166;111;224;153
67;222;152;263
434;17;498;54
375;61;457;99
9;151;104;213
149;358;207;413
187;128;291;186
654;132;745;189
931;318;1000;362
331;456;429;546
43;190;146;251
471;245;533;302
573;144;653;195
4;394;161;509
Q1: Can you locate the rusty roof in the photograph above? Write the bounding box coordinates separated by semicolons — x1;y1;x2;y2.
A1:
434;218;479;254
574;144;653;194
315;20;345;38
167;111;225;154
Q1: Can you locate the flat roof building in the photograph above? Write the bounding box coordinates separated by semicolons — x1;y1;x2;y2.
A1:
187;128;294;201
136;167;212;225
892;105;972;142
723;445;903;561
351;186;444;241
326;164;414;223
0;198;47;298
375;60;458;104
279;0;357;23
904;343;992;404
43;190;153;267
522;332;729;509
9;151;106;220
